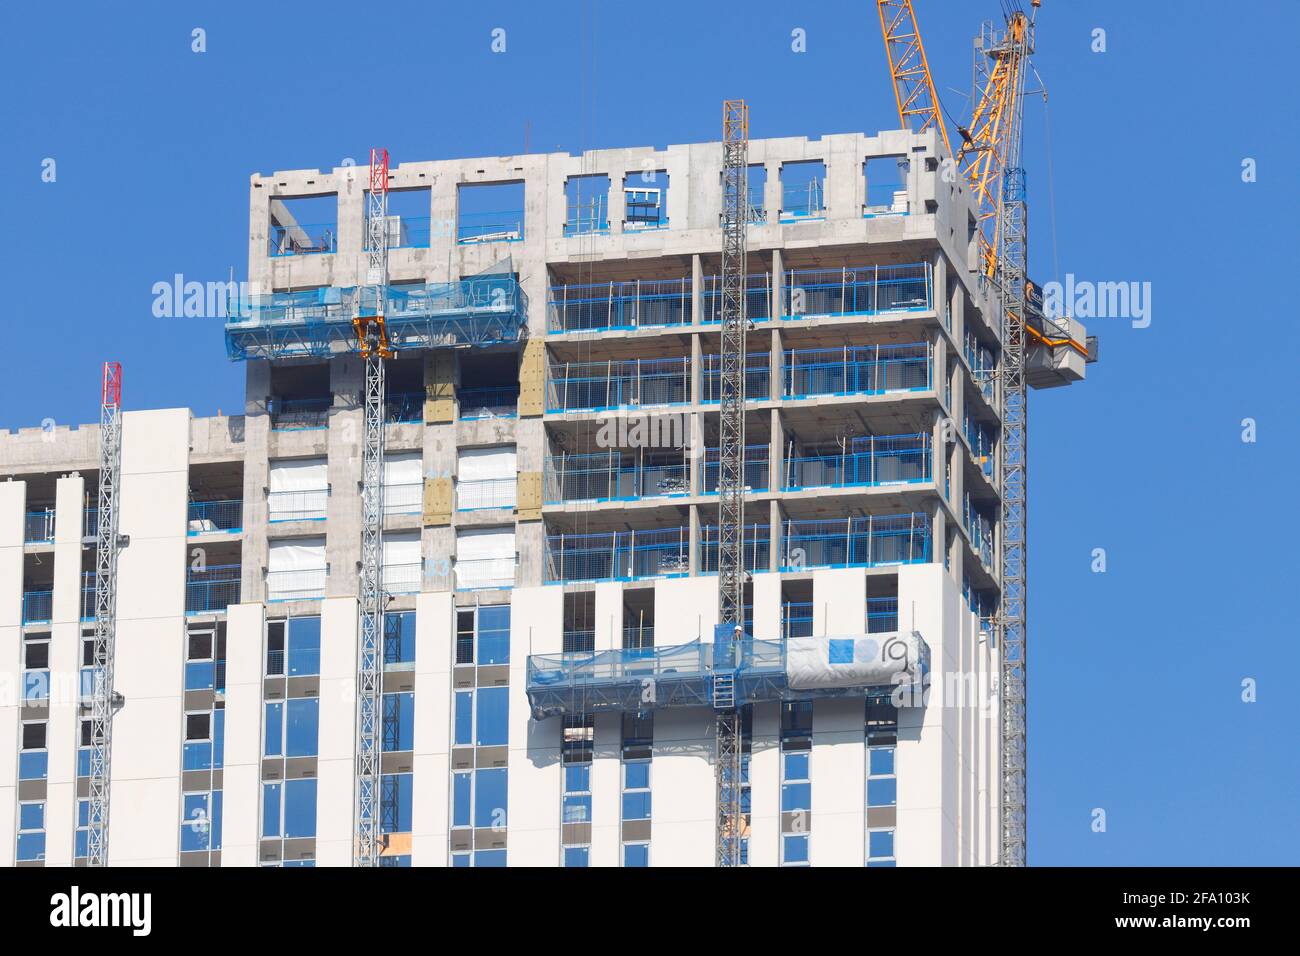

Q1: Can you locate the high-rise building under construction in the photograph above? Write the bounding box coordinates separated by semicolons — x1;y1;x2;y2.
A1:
0;126;1089;866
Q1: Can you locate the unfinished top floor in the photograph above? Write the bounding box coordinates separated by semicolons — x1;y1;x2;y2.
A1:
248;127;987;298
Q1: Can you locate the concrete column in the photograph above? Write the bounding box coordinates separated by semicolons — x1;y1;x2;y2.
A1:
748;702;779;867
44;473;85;866
0;480;25;868
764;162;781;224
220;601;264;867
771;248;785;321
769;408;785;501
691;253;703;326
314;596;357;866
933;250;949;332
950;274;966;345
688;504;700;576
508;585;561;866
241;364;272;605
411;591;452;866
326;355;364;599
769;500;784;573
335;167;365;288
594;582;623;652
810;698;865;866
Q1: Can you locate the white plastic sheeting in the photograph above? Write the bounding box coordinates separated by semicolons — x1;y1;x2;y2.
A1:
457;445;517;510
383;452;423;515
382;531;422;593
455;527;515;589
785;631;928;691
268;458;328;521
267;537;326;601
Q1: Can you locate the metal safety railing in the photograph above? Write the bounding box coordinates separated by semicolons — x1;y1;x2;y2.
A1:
784;434;930;490
267;489;329;522
457;210;524;244
81;573;96;621
548;278;691;333
382;562;422;596
698;524;771;574
24;509;56;544
965;331;997;402
544;453;689;504
781;514;931;569
458;477;518;511
780;597;900;638
964;493;995;571
22;590;53;625
363;215;432;250
699;272;774;324
185;565;242;615
187;499;243;535
783;343;931;398
701;445;770;494
780;181;825;221
385;392;424;424
459;385;518;419
268;222;336;257
454;557;516;591
545;528;691;583
781;263;931;318
384;481;423;516
270;396;331;430
547;357;691;412
266;568;327;602
701;352;772;403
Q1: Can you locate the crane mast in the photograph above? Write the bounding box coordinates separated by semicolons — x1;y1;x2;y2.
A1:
353;147;392;867
86;361;124;866
877;0;1039;866
714;99;749;867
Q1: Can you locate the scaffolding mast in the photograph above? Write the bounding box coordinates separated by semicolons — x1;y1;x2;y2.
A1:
984;9;1035;869
353;147;392;867
715;99;749;868
86;361;124;866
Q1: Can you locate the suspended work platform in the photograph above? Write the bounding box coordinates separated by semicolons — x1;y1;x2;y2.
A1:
224;276;528;361
525;626;930;720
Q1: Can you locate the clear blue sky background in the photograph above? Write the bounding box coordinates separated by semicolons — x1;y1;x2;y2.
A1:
1;0;1296;865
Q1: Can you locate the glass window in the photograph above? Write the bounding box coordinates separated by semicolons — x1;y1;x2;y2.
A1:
262;783;282;838
476;687;509;747
381;772;413;833
383;611;416;665
16;832;46;862
213;710;225;770
24;640;50;670
451;853;471;867
181;793;212;851
474;849;507;867
622;791;652;821
185;659;215;691
266;622;286;675
382;692;415;751
623;843;649;867
565;764;591;793
869;829;895;860
867;777;897;807
477;606;510;664
783;834;810;865
624;760;650;791
264;702;284;757
474;767;508;829
19;802;44;831
562;793;592;824
870;747;895;776
284;779;318;838
564;846;589;867
75;800;90;859
21;721;46;750
454;691;473;747
784;751;809;781
452;772;472;828
781;781;812;813
285;698;320;757
287;617;321;676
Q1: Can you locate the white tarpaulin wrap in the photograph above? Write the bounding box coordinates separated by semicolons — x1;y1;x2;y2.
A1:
268;458;328;521
457;446;517;480
383;453;423;515
267;537;326;601
382;532;422;593
455;527;516;589
785;631;929;691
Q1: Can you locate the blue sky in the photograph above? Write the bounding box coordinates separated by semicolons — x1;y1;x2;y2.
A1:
2;0;1296;864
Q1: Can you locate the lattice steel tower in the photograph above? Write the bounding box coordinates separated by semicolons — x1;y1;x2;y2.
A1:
353;147;392;867
86;361;124;866
714;99;749;868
